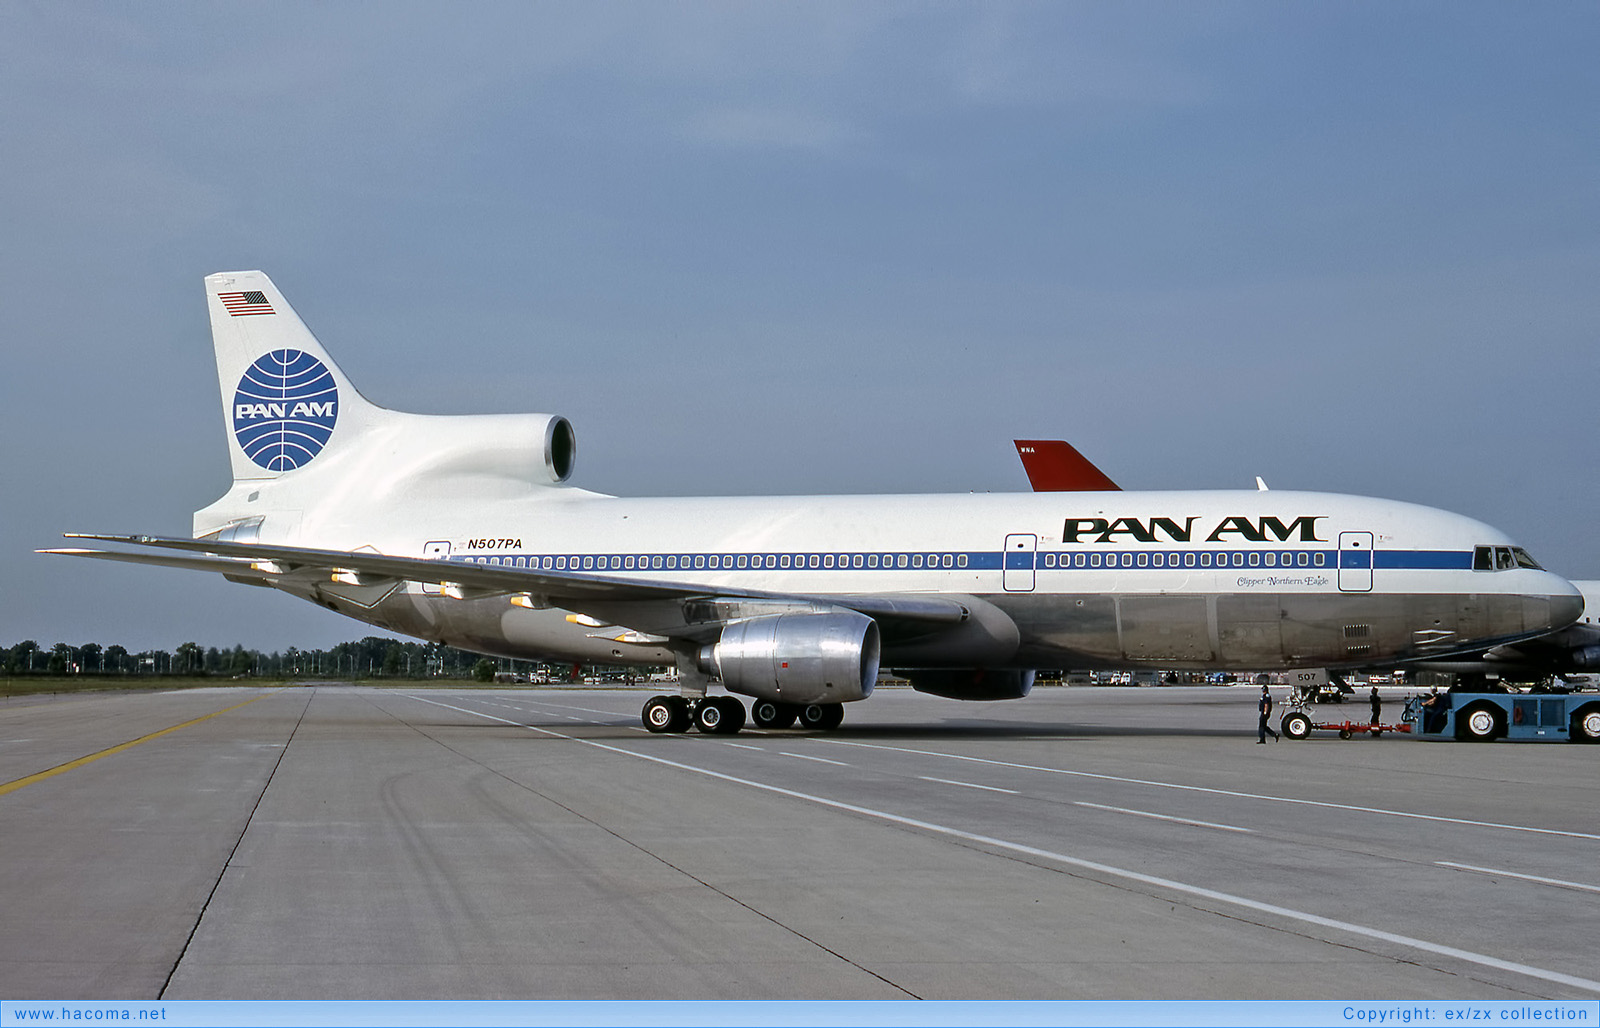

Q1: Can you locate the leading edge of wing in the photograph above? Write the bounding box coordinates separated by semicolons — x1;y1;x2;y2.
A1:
42;547;278;582
46;535;972;626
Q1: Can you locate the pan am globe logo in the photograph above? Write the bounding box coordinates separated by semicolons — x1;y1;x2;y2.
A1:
232;349;339;471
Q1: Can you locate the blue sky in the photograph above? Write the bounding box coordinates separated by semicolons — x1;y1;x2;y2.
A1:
2;2;1596;653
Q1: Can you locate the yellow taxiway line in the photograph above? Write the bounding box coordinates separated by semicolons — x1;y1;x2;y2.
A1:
0;691;279;798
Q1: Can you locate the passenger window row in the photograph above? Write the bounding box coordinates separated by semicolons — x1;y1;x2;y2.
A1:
463;552;974;570
457;549;1354;572
1041;550;1326;569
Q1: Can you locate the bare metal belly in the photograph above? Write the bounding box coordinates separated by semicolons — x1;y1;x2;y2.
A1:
328;582;1561;674
998;591;1558;671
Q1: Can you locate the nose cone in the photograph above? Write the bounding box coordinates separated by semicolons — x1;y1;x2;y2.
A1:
1539;576;1585;632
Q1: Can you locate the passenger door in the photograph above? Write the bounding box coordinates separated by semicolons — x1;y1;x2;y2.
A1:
1003;534;1036;592
1338;531;1373;592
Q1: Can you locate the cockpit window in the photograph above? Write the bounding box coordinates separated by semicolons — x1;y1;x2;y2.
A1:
1476;545;1544;571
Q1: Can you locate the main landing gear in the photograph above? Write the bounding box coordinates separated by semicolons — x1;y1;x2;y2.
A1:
752;699;845;730
641;695;845;735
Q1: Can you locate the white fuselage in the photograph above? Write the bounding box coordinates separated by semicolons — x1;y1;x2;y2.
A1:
208;484;1580;673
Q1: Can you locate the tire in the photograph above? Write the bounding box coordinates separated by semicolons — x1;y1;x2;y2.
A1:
693;699;723;734
692;696;746;735
1282;712;1312;740
712;696;745;734
1338;727;1353;740
1456;704;1503;742
1571;704;1600;743
643;695;689;733
752;699;797;729
798;703;845;731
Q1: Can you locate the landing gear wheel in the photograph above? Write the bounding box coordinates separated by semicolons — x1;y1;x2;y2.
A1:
798;703;845;731
716;696;747;734
692;698;722;734
642;694;691;734
1282;712;1311;740
1571;706;1600;743
693;696;746;735
752;699;798;729
1457;704;1503;742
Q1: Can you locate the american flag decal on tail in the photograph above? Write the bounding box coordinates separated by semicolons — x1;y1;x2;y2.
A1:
218;290;275;316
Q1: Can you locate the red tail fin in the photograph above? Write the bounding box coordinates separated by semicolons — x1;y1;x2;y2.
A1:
1013;440;1120;492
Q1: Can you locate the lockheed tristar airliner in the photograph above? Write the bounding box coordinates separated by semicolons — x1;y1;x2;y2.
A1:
46;272;1585;735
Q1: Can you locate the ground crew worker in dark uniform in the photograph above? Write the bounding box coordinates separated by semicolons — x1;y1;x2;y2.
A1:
1370;685;1382;725
1258;686;1279;743
1421;686;1448;733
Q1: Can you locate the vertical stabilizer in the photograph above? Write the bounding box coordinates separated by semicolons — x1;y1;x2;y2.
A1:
1013;440;1121;492
205;271;382;481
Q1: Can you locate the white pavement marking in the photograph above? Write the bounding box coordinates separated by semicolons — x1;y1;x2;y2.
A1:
823;739;1600;841
518;700;636;720
781;751;850;766
404;693;1600;996
1074;801;1252;833
1437;862;1600;895
918;776;1019;795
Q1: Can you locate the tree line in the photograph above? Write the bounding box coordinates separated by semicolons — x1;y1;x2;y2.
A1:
1;636;654;683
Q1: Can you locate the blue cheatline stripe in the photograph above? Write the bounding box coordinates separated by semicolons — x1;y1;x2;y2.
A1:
443;548;1478;574
1376;550;1471;569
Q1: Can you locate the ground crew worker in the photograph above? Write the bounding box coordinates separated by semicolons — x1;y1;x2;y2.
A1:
1258;686;1279;743
1370;685;1382;725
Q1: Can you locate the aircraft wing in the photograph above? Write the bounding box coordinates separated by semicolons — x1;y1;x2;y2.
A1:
44;548;280;583
44;535;974;639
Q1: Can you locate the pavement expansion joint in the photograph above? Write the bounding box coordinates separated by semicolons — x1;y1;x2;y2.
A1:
384;695;925;999
159;689;315;999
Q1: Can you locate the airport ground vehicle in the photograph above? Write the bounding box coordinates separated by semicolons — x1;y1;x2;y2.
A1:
1279;711;1409;740
1283;683;1600;742
1278;678;1398;739
1407;690;1600;742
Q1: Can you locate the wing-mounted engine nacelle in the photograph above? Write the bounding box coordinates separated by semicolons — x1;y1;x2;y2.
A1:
1568;645;1600;670
699;611;880;705
902;668;1036;701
